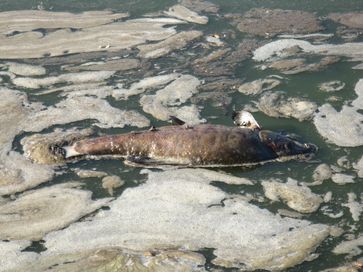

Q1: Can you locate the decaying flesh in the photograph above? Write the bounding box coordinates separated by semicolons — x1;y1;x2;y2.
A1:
58;124;317;167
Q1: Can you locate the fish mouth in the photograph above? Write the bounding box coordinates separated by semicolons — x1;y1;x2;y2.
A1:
303;142;318;154
275;141;318;161
290;141;318;155
289;142;318;161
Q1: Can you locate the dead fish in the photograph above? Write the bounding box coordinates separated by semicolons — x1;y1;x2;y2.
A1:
55;124;317;168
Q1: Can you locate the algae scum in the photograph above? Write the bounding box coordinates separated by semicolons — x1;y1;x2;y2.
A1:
0;0;363;271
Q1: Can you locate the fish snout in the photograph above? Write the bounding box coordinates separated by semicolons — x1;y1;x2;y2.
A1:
277;139;318;159
259;131;318;159
301;142;318;160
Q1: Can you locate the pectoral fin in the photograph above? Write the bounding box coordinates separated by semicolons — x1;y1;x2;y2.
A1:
124;155;162;167
124;155;189;168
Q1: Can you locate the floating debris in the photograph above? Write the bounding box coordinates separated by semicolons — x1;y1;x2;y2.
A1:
197;77;243;92
140;96;204;124
43;169;331;271
139;74;204;124
353;63;363;70
342;193;362;222
28;95;150;130
238;78;281;96
38;83;114;99
12;71;115;89
267;56;340;74
314;104;363;147
6;62;46;76
0;88;53;196
331;173;356;185
312;164;333;184
0;151;54;196
0;16;186;59
192;39;261;77
113;73;180;100
314;78;363;147
0;241;37;272
4;247;206;272
205;35;224;46
257;91;317;121
230;8;322;37
0;183;112;240
141;168;254;185
353;155;363;178
164;5;208;24
253;39;363;62
319;81;346;92
267;58;306;73
0;10;128;33
324;192;333;203
337;28;362;42
63;58;141;72
278;33;334;40
151;74;200;106
102;175;125;196
137;30;202;58
75;169;108;178
337;156;352;169
322;260;363;272
333;235;363;257
179;0;219;14
328;12;363;29
192;48;234;77
321;208;344;219
352;78;363;109
262;178;323;213
277;209;303;219
190;90;232;108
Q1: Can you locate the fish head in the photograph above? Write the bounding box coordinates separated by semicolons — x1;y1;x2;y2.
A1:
259;130;318;160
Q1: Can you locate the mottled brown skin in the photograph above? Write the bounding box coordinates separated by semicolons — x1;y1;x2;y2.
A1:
71;124;317;166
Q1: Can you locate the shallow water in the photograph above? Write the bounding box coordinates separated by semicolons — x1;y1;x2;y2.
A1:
1;1;363;271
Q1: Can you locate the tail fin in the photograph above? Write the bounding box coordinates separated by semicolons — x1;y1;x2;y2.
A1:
63;145;81;158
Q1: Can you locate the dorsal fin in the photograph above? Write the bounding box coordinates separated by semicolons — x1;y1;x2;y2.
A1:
232;110;261;130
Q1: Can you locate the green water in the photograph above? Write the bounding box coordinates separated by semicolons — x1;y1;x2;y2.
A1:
1;0;363;271
1;0;363;14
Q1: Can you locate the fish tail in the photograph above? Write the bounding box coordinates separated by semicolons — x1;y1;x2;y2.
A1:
48;143;81;159
63;145;82;158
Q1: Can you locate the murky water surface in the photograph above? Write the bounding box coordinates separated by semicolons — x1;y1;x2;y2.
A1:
0;1;363;271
